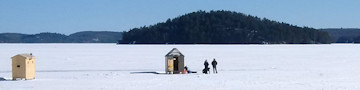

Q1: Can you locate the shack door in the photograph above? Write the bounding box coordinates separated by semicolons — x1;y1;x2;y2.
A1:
173;57;179;71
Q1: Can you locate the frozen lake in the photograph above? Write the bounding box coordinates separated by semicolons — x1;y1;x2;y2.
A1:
0;44;359;90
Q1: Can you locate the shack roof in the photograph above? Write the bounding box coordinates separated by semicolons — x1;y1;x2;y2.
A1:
14;53;35;58
165;48;184;56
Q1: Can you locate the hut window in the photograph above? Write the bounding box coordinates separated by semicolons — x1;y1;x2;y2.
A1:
17;65;20;68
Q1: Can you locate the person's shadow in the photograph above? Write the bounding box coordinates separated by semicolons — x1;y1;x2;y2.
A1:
130;71;163;74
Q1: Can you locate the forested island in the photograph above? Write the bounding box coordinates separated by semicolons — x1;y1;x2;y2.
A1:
120;10;331;44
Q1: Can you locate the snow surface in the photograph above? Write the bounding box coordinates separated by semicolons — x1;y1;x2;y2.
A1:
0;44;360;90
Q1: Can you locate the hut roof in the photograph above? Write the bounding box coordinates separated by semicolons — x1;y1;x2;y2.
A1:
16;53;34;58
165;48;184;56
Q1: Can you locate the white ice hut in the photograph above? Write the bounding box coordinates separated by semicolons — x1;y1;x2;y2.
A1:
165;48;185;74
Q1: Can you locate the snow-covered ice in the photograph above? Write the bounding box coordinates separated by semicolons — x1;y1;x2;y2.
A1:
0;44;360;90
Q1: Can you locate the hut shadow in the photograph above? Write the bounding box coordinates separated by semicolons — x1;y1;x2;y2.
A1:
0;77;13;81
130;71;166;75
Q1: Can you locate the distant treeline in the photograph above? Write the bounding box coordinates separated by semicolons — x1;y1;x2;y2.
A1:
0;31;122;43
120;10;331;44
4;10;359;44
320;28;360;43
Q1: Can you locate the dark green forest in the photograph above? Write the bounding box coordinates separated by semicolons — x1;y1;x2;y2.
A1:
120;10;332;44
355;36;360;43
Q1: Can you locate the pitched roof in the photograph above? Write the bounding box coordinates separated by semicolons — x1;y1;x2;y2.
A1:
165;48;184;56
17;53;34;58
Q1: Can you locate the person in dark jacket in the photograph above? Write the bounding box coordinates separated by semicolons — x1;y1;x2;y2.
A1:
211;58;218;73
204;60;209;68
203;60;210;74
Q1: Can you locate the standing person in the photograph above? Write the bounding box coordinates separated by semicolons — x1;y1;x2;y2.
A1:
203;60;210;74
204;60;209;69
212;58;218;73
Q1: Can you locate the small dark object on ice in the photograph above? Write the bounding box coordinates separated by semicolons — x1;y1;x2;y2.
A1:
189;71;197;73
202;68;210;74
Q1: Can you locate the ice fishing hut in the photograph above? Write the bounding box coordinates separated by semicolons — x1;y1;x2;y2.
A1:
165;48;185;74
12;53;35;80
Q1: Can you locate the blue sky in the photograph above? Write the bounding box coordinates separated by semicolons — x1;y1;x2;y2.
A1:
0;0;359;35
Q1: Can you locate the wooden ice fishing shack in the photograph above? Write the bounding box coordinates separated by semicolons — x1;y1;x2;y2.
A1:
165;48;185;74
12;53;36;80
